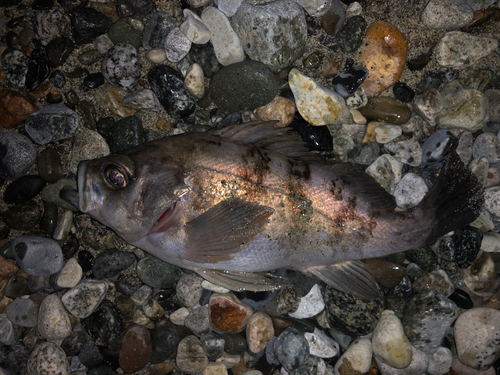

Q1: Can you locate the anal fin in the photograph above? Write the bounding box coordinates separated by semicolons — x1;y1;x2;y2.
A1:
305;260;381;300
196;269;287;292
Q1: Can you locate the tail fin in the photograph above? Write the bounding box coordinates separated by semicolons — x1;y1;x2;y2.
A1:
418;151;484;246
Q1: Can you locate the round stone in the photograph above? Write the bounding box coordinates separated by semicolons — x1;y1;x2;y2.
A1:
27;342;70;375
102;43;141;92
0;132;37;180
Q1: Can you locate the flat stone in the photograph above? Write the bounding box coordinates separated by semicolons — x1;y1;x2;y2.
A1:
436;31;498;69
359;21;407;96
414;89;444;126
61;279;109;319
420;0;474;30
289;68;349;126
1;47;28;87
288;284;325;319
304;328;339;358
184;63;205;99
358;97;411;125
57;258;83;288
0;89;38;129
25;103;79;145
142;11;175;50
273;327;310;373
176;273;204;307
5;297;38;327
70;129;109;174
209;293;253;334
394;172;428;209
119;325;152;373
201;7;244;66
181;9;210;44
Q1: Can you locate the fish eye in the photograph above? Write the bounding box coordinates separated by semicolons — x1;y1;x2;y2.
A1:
102;155;135;190
105;166;128;188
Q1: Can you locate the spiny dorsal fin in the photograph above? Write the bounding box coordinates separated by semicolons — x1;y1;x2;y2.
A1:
211;121;324;163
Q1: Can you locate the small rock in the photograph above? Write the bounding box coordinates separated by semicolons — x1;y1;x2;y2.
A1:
25;103;79;145
136;256;183;288
56;258;82;288
393;81;415;103
102;43;141;92
421;128;454;165
394;173;428;209
289;68;349;126
414;89;444;126
105;115;145;153
116;0;156;18
71;7;112;46
123;89;161;111
273;327;310;373
92;248;136;280
169;307;190;325
0;89;38;129
246;312;274;354
358;97;411;125
333;338;372;375
46;37;75;68
119;325;152;373
366;154;403;193
385;138;422;167
359;21;408;96
184;305;211;336
375;344;429;375
12;236;63;276
209;293;253;333
184;63;205;99
165;28;192;63
427;347;453;375
5;297;38;327
436;31;498;69
142;11;175;50
462;251;500;298
0;132;36;180
61;279;109;319
288;284;325;319
364;259;406;289
82;300;123;346
176;335;209;373
374;124;402;144
176;273;204;307
335;15;367;53
107;16;144;51
322;1;346;34
420;0;474;30
201;7;245;66
2;200;41;230
38;294;71;341
473;133;500;164
27;342;70;375
3;175;46;204
146;48;167;64
150;318;180;364
1;47;28;87
180;9;211;45
70;129;110;174
304;327;339;358
331;66;369;98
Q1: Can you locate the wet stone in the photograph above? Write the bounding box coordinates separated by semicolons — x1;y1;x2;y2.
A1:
358;97;411;125
25;48;50;92
4;175;45;204
0;132;36;180
427;347;453;375
150;319;180;364
421;128;455;165
71;7;112;46
385;138;422;167
119;325;152;373
105;115;145;153
27;342;70;375
148;64;196;118
394;172;428;209
462;251;500;298
136;256;183;288
209;293;253;334
231;0;307;72
38;294;71;341
402;290;458;354
347;141;380;165
185;305;211;336
449;288;473;309
45;37;75;68
78;340;103;369
324;285;383;336
142;11;175;50
5;297;38;327
453;226;483;269
335;15;367;52
12;236;63;276
101;43;141;92
25;103;79;145
0;89;38;129
57;258;82;289
82;300;124;346
201;334;225;361
107;17;144;51
92;248;136;280
210;61;279;113
246;312;274;354
331;66;369;98
61;279;108;319
176;335;208;373
1;47;28;87
83;72;105;90
273;327;309;373
393;81;415;103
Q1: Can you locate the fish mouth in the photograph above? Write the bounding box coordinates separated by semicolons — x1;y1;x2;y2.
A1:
148;201;179;235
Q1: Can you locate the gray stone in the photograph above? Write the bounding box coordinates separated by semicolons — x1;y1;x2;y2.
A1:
184;305;211;336
27;342;70;375
61;279;109;319
176;335;208;373
176;273;204;308
5;297;38;327
38;294;72;341
165;28;192;63
92;248;136;280
420;0;473;30
142;11;175;50
384;138;422;167
231;0;307;72
136;256;183;288
57;258;83;288
292;0;332;16
0;317;15;345
473;132;500;164
414;89;444;126
217;0;244;17
123;89;162;111
181;9;211;44
394;173;428;209
25;104;79;145
427;347;453;375
12;236;64;276
457;130;474;164
273;328;310;372
101;43;141;92
41;178;79;211
1;47;28;87
0;132;36;180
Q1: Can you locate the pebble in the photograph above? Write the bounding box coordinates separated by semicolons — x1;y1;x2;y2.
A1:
331;66;369;98
117;0;156;18
3;175;45;204
436;31;498;69
187;44;221;78
371;310;412;369
5;297;38;327
45;37;75;68
231;0;307;72
78;340;103;369
184;63;205;99
6;276;32;299
304;327;339;358
402;290;458;354
209;293;253;334
95;84;136;119
393;81;415;103
359;21;408;96
176;335;209;373
210;61;278;113
420;0;474;30
82;300;123;346
170;307;190;325
457;130;474;164
358;97;411;125
92;249;135;280
25;103;79;145
385;138;422;167
25;48;50;92
181;9;211;44
461;251;500;298
0;132;36;180
485;89;500;122
334;338;371;375
150;318;180;363
185;305;211;336
61;279;109;319
101;43;141;92
374;124;402;144
394;172;428;209
322;1;346;35
83;72;105;89
52;210;73;241
334;14;367;52
1;47;28;87
414;89;444;126
56;258;82;288
105;115;145;153
427;347;453;375
366;154;403;193
12;236;63;276
176;273;204;307
142;11;175;50
37;294;71;341
145;48;167;64
375;344;429;375
2;199;41;230
455;307;500;370
136;256;183;288
0;89;38;129
438;81;488;131
201;7;244;66
288;284;325;319
333;134;354;156
273;327;309;372
70;7;112;46
107;16;144;51
470;158;489;186
473;132;500;164
289;68;349;126
27;342;70;375
119;325;152;373
421;128;454;165
202;333;225;361
0;317;15;345
364;259;406;289
165;27;191;63
148;64;196;118
246;312;274;354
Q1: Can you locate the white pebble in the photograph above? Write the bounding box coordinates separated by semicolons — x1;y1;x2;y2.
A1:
146;49;167;64
184;63;205;99
304;328;339;358
374;124;402;144
288;284;325;319
394;173;428;209
56;258;82;289
170;307;190;325
181;9;211;44
334;338;372;375
427;347;453;375
201;280;231;293
366;154;403;194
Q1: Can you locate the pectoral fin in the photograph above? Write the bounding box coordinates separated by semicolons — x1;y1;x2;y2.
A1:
196;269;287;292
305;261;381;300
182;198;274;263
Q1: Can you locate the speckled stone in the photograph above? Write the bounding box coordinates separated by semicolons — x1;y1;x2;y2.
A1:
273;327;310;373
82;300;124;346
27;342;70;375
25;103;79;145
246;312;274;354
1;47;28;87
61;279;109;319
176;273;204;308
176;335;208;373
136;256;183;288
165;28;192;63
38;294;71;341
101;43;141;92
142;11;175;50
420;0;473;30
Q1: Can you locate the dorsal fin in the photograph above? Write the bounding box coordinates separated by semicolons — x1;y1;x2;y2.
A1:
210;121;324;163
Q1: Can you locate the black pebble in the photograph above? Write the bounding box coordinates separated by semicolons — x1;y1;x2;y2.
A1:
4;175;46;204
40;202;58;236
105;116;145;153
61;323;88;356
82;300;124;346
116;275;142;296
220;112;242;127
331;66;369;98
96;117;115;137
49;70;66;88
406;49;432;71
149;319;180;364
78;250;94;272
79;340;104;369
5;276;31;298
62;233;80;259
70;7;112;46
2;200;41;231
6;16;23;29
415;71;442;94
25;48;51;91
393;82;415;103
448;288;473;309
99;347;120;370
289;113;333;152
452;225;483;269
92;248;136;280
116;0;156;17
83;72;105;89
45;37;75;68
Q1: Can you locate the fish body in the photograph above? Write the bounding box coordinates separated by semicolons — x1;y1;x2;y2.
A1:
64;122;483;299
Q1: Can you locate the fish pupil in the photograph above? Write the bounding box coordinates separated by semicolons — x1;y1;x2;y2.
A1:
108;169;126;187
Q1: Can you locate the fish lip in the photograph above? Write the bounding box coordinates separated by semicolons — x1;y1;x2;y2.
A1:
147;200;180;236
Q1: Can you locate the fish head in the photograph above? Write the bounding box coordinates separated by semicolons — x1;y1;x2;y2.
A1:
62;142;189;243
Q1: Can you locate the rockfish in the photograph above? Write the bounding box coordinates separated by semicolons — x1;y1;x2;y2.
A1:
62;122;483;299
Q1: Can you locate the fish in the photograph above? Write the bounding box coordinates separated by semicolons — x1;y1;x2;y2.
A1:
61;121;484;300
